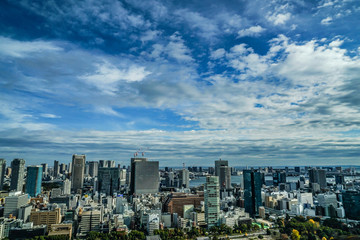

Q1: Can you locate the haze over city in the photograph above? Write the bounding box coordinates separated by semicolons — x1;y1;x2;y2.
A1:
1;0;360;166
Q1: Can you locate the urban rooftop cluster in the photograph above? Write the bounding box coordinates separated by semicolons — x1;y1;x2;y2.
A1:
0;155;359;240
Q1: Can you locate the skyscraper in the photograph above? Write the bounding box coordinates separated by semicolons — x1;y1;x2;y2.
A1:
0;159;6;190
309;168;327;189
88;161;99;178
10;158;25;192
53;160;59;178
41;163;48;177
273;170;286;186
342;190;360;220
243;169;263;217
25;165;43;197
4;192;29;218
98;167;121;195
179;169;190;188
130;157;159;195
215;159;228;177
219;165;231;190
205;176;220;228
71;154;85;193
99;160;115;168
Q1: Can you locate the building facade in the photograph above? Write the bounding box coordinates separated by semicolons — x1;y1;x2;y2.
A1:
98;167;121;195
71;154;86;193
25;165;43;197
10;158;26;192
178;169;190;188
215;159;228;177
273;170;286;186
130;157;159;195
309;168;327;189
205;176;220;228
4;192;29;218
0;159;6;190
342;190;360;220
219;165;231;190
243;169;262;217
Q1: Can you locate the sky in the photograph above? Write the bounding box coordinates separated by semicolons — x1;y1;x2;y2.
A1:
1;0;360;167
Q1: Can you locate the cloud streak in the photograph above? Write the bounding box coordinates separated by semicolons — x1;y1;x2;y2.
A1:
0;0;360;166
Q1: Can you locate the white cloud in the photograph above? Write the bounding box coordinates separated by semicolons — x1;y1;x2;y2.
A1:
40;114;61;119
0;37;61;58
267;13;291;25
237;25;265;38
321;17;333;25
93;106;123;117
140;30;161;42
329;39;344;47
80;62;151;95
174;9;219;41
210;48;226;59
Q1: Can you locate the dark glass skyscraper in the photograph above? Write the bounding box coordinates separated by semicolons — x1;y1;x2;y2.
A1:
53;160;59;177
98;166;121;195
0;159;6;190
130;157;159;195
215;159;228;177
10;158;25;192
273;170;286;186
342;190;360;220
243;169;262;217
25;165;43;197
71;154;85;193
309;168;327;189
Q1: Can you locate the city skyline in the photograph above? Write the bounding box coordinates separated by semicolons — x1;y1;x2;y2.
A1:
1;1;360;166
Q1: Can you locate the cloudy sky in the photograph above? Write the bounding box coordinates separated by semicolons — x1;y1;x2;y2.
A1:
1;0;360;167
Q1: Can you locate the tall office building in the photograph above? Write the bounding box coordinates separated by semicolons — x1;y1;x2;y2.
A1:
342;190;360;220
335;175;345;185
219;166;231;190
4;192;29;218
273;170;286;186
25;166;43;197
99;160;115;168
0;159;6;190
79;210;102;235
120;169;127;185
215;159;228;177
309;168;327;189
71;154;86;193
88;161;99;178
179;169;190;188
243;170;263;217
130;157;159;195
10;158;25;192
60;163;67;174
165;172;175;187
98;167;121;195
53;160;59;177
41;163;48;177
205;176;220;228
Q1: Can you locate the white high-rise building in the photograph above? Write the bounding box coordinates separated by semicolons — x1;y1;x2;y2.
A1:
79;210;102;235
205;176;220;228
4;192;29;218
179;169;190;188
63;179;71;195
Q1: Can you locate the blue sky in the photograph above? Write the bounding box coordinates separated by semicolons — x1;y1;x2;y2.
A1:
1;0;360;166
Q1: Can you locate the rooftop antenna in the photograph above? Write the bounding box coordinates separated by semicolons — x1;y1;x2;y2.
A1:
183;163;185;169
